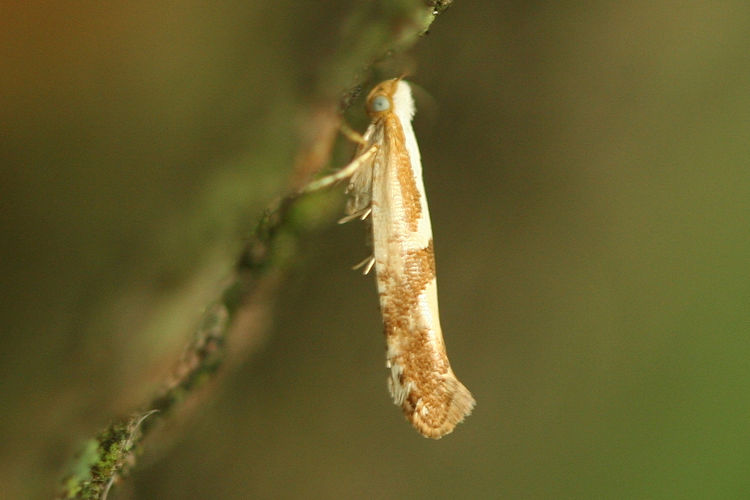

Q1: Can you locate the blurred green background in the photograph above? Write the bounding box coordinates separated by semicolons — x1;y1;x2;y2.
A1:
2;1;750;498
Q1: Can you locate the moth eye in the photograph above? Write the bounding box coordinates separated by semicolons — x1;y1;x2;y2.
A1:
371;95;390;112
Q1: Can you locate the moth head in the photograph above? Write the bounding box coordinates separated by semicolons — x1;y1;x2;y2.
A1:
365;78;401;118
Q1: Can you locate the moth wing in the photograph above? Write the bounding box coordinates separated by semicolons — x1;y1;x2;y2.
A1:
345;123;381;217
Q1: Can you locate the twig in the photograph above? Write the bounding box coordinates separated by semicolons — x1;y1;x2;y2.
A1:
56;2;454;498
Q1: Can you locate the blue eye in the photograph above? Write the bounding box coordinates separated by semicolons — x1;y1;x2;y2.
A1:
371;95;390;112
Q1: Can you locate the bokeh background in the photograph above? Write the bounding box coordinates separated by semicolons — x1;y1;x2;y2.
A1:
2;1;750;498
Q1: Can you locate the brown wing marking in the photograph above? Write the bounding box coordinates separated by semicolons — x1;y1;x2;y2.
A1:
380;240;475;438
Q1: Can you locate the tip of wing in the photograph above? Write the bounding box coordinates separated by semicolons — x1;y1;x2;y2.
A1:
406;375;475;439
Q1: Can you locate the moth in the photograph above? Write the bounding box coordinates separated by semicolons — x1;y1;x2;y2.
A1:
306;78;475;438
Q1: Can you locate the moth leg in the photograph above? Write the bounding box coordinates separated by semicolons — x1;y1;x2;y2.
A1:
299;144;377;194
337;207;371;224
340;123;367;146
351;255;376;275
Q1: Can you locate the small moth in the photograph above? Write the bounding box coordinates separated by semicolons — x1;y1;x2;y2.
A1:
307;78;475;438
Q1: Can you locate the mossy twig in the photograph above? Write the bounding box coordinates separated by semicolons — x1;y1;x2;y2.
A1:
57;2;453;498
